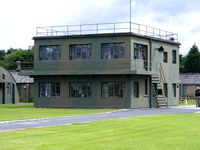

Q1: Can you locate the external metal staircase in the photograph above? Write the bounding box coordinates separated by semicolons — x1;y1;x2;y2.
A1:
152;64;168;108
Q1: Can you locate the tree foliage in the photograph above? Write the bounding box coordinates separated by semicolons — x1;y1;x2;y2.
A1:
182;44;200;73
0;48;33;70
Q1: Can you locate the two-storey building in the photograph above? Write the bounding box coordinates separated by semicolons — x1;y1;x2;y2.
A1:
27;22;180;108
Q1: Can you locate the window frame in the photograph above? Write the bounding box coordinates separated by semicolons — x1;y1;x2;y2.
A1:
69;82;92;98
134;43;148;60
172;83;176;97
101;42;125;59
163;51;168;63
39;82;60;97
101;82;125;98
145;79;148;95
172;50;177;64
69;44;91;60
39;45;61;61
133;82;139;98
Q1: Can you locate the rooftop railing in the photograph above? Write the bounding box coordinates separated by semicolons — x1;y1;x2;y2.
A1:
36;22;178;42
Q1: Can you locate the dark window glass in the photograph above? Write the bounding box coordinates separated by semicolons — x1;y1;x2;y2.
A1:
69;44;91;60
164;83;168;97
39;82;60;97
69;82;92;98
163;52;168;63
134;82;139;98
173;83;176;97
101;43;125;59
134;43;148;60
102;82;125;98
172;50;176;64
145;79;148;95
39;45;60;61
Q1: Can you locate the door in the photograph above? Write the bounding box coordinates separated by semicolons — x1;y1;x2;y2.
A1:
0;83;5;104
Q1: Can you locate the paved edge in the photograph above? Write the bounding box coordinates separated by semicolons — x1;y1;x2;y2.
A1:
0;109;127;124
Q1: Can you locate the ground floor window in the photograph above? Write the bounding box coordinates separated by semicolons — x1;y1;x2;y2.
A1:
69;82;92;98
6;83;12;96
39;82;60;97
134;82;139;98
172;83;176;97
102;82;125;98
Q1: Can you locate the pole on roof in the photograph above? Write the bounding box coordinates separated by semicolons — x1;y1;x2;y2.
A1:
129;0;132;32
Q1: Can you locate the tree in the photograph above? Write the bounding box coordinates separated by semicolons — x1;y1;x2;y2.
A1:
0;49;34;70
179;55;186;73
184;44;200;73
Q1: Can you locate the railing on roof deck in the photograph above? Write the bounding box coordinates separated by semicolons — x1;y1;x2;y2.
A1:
36;22;178;42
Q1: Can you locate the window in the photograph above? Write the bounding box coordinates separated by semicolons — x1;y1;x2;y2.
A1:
6;83;12;95
39;45;60;61
163;52;168;63
134;82;139;98
101;43;125;59
102;82;125;98
145;79;148;95
163;83;168;97
134;43;148;60
172;50;176;64
69;44;91;60
172;83;176;97
39;82;60;97
69;82;92;98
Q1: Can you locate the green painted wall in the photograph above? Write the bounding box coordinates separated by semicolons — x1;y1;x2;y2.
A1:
32;33;180;108
0;67;19;104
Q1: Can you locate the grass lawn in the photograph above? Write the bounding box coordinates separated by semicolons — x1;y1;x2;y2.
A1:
0;103;115;122
1;114;200;150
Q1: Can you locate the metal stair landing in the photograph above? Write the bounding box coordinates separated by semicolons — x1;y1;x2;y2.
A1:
152;75;167;108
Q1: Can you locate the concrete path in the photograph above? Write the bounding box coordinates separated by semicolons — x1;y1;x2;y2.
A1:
0;106;200;132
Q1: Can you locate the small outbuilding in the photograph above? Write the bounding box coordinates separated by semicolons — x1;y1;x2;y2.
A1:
0;67;19;104
10;71;34;102
179;73;200;97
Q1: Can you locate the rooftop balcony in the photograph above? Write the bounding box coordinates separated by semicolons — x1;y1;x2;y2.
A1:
36;22;178;42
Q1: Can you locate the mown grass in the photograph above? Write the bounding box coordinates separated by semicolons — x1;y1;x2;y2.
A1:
1;114;200;150
0;103;115;122
179;99;196;105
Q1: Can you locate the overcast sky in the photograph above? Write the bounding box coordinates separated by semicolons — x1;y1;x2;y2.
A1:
0;0;200;55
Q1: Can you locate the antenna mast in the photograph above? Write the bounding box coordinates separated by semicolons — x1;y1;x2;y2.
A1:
129;0;132;32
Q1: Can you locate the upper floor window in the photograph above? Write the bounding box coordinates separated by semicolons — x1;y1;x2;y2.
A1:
69;82;92;98
134;43;148;60
101;43;125;59
69;44;91;60
102;82;125;98
39;45;60;61
163;52;168;63
39;82;60;97
172;50;177;64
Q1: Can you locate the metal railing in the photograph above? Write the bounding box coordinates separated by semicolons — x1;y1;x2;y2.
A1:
36;22;178;42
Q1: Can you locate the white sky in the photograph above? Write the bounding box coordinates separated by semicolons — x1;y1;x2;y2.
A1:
0;0;200;55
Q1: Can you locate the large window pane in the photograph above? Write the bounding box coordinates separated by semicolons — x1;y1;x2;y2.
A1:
102;82;125;98
134;43;147;60
39;82;60;97
69;82;92;98
101;43;125;59
69;44;91;60
39;45;60;61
